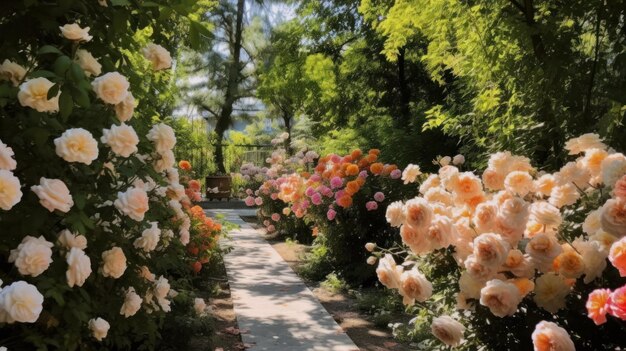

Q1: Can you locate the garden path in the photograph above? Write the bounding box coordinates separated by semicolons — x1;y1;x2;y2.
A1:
206;209;359;351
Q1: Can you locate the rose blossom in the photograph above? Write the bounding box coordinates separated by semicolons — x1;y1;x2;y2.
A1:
582;148;608;184
601;153;626;187
153;276;171;312
565;133;606;155
114;186;149;221
431;315;465;347
327;208;337;221
385;201;405;227
142;43;172;70
401;164;421;184
0;170;22;210
534;174;556;197
426;215;454;249
244;196;255;206
452;154;465;165
120;287;142;317
601;199;626;237
66;247;92;287
31;177;73;213
0;281;44;323
573;238;608;283
254;196;263;206
374;192;385;202
534;273;571;313
91;72;130;104
553;247;585;279
525;233;563;272
133;222;160;252
473;202;497;233
100;123;138;158
482;167;505;191
18;78;60;112
376;254;403;289
89;317;110;341
504;171;534;196
398;267;432;305
330;176;343;189
479;279;522;317
54;128;99;165
74;49;101;77
114;92;135;122
60;23;92;41
365;242;376;252
531;321;575;351
452;171;482;200
8;236;53;277
473;233;509;268
530;202;562;228
401;223;432;254
403;198;433;230
609;237;626;276
464;255;496;281
194;298;208;316
0;139;16;171
101;247;127;279
608;285;626;320
586;288;611;325
57;229;87;250
0;59;26;86
365;201;378;211
502;249;534;278
147;123;176;153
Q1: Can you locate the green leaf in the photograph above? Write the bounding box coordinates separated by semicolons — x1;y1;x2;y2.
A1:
53;56;72;77
69;63;85;82
37;45;63;56
30;70;57;79
69;86;90;108
141;1;160;6
111;0;130;5
47;84;60;100
59;90;73;120
74;193;86;210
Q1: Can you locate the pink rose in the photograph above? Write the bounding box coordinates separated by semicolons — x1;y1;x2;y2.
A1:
366;201;378;211
327;208;337;221
374;192;385;202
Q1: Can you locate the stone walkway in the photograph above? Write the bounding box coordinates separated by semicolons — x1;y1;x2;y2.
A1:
206;209;359;351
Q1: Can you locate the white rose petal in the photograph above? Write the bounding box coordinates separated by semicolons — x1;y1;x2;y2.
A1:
9;235;53;277
18;78;60;113
60;23;92;42
142;43;172;71
74;49;101;77
31;177;73;213
147;123;176;153
114;186;149;221
91;72;130;105
0;281;44;323
0;140;17;171
0;59;26;86
66;247;92;287
88;317;110;341
54;128;99;165
101;123;139;158
0;170;22;210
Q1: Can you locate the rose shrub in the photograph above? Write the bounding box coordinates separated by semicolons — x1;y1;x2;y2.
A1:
368;134;626;349
0;1;220;350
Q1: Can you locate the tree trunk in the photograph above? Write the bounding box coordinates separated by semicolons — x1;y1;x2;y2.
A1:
283;111;292;155
214;0;245;174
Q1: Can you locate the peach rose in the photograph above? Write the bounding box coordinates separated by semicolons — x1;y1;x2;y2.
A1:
530;202;562;228
114;92;135;122
586;288;610;325
534;174;556;197
401;224;432;255
601;153;626;187
431;315;465;347
54;128;99;165
18;78;60;112
66;247;92;288
8;235;53;277
120;287;142;318
601;199;626;237
473;233;509;268
0;139;16;171
608;285;626;320
142;43;172;70
452;171;483;201
100;247;127;279
398;267;433;305
573;238;608;283
0;281;44;323
57;229;87;250
549;184;579;208
531;321;575;351
74;49;101;77
89;317;110;341
473;202;497;233
533;273;571;313
31;177;73;213
526;234;563;272
482;167;505;191
101;123;139;158
403;198;433;230
609;237;626;276
426;215;454;249
504;171;534;196
114;186;149;221
582;209;602;235
376;254;403;289
564;133;605;155
0;59;26;86
581;148;608;184
419;174;440;194
60;23;92;41
501;249;535;278
464;254;496;281
553;246;585;279
133;222;161;252
147;123;176;153
386;201;405;227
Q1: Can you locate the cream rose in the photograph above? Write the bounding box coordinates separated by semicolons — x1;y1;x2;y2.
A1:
479;279;522;317
582;148;608;184
376;254;403;289
133;222;161;252
424;187;454;206
419;174;440;194
91;72;130;104
154;276;171;312
31;177;73;213
66;247;92;288
385;201;405;227
531;321;575;351
554;161;590;189
473;202;497;233
74;49;101;77
502;249;534;278
398;267;433;305
194;298;207;316
601;153;626;187
100;247;127;279
120;287;142;317
464;254;496;281
57;229;87;250
534;174;556;197
452;154;465;165
439;165;460;191
401;224;432;255
101;123;139;157
179;216;191;245
8;236;53;277
473;233;510;268
0;140;17;171
601;199;626;237
533;273;571;313
18;78;60;112
504;171;534;196
88;317;110;341
0;281;44;323
114;186;149;221
401;164;421;184
525;233;563;272
482;167;505;191
458;271;484;299
153;149;175;173
549;184;579;208
553;246;585;279
54;128;99;165
147;123;176;153
431;315;465;347
0;170;22;210
142;43;172;70
403;198;433;230
564;133;606;155
114;92;135;122
530;202;562;228
0;59;26;86
573;238;608;283
60;23;92;41
452;171;483;201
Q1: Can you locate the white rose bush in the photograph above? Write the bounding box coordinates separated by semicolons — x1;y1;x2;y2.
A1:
0;1;220;349
367;133;626;349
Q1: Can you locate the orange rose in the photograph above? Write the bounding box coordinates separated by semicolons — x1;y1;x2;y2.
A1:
179;160;191;170
337;195;353;208
351;149;363;159
370;162;384;175
369;149;380;156
346;164;360;176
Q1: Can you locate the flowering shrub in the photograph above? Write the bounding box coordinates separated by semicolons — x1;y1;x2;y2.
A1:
369;133;626;349
0;1;218;349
